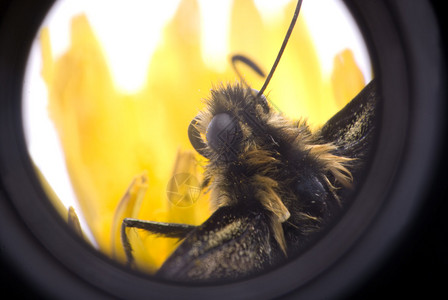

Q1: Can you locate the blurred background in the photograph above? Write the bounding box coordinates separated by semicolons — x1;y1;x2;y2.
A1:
21;0;372;273
0;0;446;298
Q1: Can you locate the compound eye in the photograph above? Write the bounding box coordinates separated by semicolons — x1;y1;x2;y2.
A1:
206;113;241;156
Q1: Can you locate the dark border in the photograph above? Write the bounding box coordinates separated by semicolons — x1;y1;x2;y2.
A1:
0;0;445;299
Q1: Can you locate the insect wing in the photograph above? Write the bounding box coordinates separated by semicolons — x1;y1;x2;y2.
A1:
294;80;379;219
318;79;378;160
156;205;279;282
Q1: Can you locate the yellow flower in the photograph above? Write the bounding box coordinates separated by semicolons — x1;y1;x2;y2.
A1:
39;0;365;273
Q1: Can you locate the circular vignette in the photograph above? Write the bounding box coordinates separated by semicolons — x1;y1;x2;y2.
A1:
0;0;445;299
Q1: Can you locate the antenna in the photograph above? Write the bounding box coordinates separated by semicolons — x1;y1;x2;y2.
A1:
257;0;303;98
231;55;266;90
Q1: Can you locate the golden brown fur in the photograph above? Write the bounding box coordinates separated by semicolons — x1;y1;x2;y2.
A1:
192;82;353;255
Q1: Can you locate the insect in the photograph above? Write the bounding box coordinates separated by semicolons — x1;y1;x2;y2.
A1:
121;0;377;282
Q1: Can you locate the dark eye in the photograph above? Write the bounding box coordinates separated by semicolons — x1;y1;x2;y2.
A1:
206;113;242;158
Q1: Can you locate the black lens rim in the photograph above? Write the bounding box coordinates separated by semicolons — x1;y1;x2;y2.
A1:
0;0;445;299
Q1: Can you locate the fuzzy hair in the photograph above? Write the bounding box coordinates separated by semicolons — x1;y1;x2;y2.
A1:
192;82;353;254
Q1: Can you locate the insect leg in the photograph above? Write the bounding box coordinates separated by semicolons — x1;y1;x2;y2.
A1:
121;218;196;267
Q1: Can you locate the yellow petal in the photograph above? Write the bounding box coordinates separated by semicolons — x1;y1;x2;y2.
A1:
39;0;367;273
331;48;366;106
110;171;148;262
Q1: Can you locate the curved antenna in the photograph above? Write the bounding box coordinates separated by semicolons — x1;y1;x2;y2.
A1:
257;0;303;99
231;55;266;90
